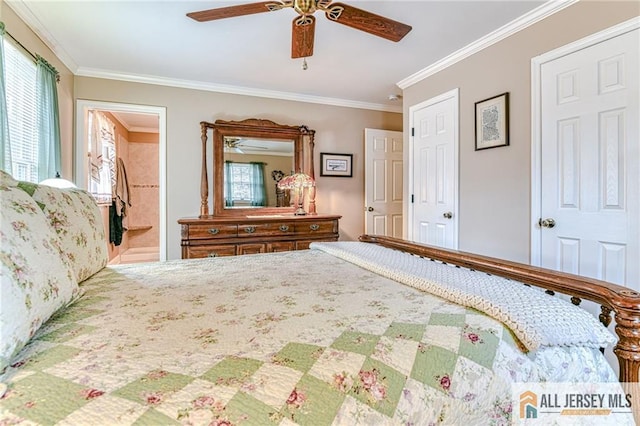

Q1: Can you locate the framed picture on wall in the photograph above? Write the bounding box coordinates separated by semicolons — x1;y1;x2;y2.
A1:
320;153;353;177
475;92;509;150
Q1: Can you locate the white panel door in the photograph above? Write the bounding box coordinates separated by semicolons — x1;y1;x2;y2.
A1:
410;93;458;248
365;129;403;237
540;29;639;290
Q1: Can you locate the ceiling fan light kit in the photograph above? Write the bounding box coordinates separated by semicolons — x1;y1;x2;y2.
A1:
187;0;412;60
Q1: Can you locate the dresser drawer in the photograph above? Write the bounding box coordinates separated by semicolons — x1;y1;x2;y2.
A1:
295;240;313;250
237;243;266;255
267;241;295;252
185;245;237;258
237;222;296;237
295;220;337;235
186;224;238;239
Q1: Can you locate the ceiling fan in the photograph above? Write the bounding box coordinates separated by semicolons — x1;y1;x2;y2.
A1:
225;138;271;153
187;0;412;59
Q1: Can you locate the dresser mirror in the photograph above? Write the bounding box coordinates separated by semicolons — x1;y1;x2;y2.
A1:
199;118;316;217
223;136;295;209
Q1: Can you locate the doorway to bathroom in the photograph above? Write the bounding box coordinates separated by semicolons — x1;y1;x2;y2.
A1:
75;100;167;264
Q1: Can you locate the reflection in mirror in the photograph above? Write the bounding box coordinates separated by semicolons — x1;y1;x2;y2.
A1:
223;137;295;208
199;118;315;217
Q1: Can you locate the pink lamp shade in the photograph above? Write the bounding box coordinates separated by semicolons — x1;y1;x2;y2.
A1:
277;172;315;215
277;172;315;190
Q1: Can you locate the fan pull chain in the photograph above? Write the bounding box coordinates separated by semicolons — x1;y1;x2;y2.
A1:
301;18;309;70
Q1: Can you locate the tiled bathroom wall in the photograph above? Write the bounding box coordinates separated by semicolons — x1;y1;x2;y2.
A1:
126;136;159;248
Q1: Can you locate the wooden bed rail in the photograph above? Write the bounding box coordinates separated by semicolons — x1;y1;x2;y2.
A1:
359;235;640;383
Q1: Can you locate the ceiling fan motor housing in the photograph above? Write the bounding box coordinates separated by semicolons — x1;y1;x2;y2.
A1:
294;0;317;15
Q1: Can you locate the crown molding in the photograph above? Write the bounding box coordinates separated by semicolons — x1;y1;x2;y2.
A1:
397;0;579;90
76;67;402;114
6;0;79;73
128;127;159;134
109;112;133;132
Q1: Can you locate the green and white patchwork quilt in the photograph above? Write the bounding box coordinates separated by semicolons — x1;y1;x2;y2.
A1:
0;246;617;425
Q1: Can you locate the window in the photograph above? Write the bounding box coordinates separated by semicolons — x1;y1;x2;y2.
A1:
226;162;252;203
3;38;38;182
224;162;267;207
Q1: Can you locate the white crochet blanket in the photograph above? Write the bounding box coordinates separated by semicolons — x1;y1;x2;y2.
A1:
310;242;616;352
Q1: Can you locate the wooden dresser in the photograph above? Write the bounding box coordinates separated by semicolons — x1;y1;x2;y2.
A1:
179;214;341;259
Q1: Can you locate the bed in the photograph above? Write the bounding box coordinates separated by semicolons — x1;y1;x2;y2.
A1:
1;171;639;425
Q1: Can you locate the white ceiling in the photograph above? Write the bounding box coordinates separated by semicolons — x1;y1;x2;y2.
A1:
8;0;547;112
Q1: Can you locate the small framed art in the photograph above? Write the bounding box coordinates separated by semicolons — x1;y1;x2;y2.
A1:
320;153;353;177
475;92;509;151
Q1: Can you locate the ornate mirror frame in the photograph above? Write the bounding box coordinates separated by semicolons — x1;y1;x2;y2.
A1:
199;118;316;217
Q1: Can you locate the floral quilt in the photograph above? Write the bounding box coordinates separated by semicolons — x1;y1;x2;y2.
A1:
0;249;618;425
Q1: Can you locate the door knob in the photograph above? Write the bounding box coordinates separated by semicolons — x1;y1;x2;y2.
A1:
367;207;374;212
539;218;556;228
443;212;453;219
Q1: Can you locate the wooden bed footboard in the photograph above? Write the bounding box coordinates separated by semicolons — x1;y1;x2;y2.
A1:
359;235;640;383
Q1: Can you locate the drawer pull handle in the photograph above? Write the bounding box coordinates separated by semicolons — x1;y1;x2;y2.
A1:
279;225;290;232
207;252;218;258
244;226;256;234
208;228;219;235
310;224;320;231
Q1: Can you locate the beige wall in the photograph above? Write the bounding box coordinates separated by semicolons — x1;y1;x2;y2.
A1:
74;77;402;259
2;2;74;179
402;1;639;263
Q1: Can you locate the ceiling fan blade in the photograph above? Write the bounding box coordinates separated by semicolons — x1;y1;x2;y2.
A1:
325;3;412;42
291;15;315;59
187;1;285;22
241;145;270;150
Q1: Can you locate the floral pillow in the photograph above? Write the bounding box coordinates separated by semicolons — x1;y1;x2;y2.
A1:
17;182;108;283
0;186;80;372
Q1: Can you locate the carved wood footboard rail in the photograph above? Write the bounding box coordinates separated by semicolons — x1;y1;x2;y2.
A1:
359;235;640;384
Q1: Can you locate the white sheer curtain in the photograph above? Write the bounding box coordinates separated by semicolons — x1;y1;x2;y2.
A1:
87;110;116;203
